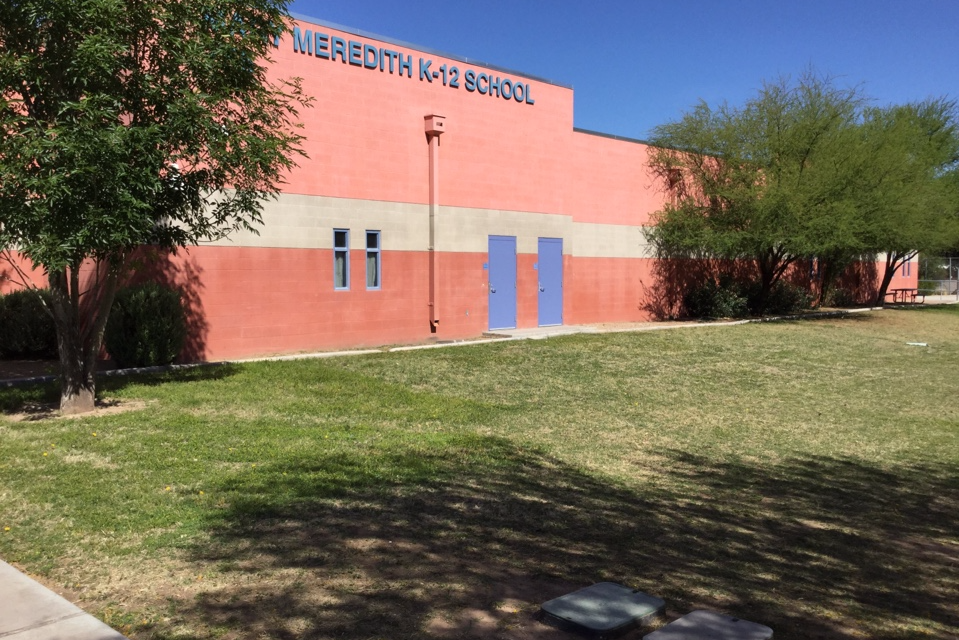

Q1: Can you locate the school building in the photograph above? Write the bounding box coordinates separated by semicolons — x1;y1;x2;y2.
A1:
2;14;920;361
166;14;671;360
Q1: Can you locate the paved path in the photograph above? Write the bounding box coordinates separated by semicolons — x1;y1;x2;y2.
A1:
0;560;128;640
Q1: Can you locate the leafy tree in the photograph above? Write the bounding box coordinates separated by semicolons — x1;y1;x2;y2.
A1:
0;0;308;413
645;75;959;310
645;73;865;312
855;99;959;304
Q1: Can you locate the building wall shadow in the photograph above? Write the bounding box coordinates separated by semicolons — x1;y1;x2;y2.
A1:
642;257;883;320
2;248;211;364
836;261;880;305
641;258;756;320
128;248;209;363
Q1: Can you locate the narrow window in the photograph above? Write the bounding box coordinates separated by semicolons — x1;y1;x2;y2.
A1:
334;229;349;289
366;230;381;289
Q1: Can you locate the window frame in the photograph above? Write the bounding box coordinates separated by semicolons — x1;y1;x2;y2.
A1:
365;230;382;290
333;228;350;290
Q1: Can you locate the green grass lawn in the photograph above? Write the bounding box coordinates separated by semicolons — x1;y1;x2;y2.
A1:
1;307;957;639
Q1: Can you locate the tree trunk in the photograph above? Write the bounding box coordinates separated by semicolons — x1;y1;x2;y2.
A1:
875;265;895;307
873;251;913;306
753;254;776;316
816;251;853;308
755;248;795;316
817;257;842;308
756;274;774;315
48;259;123;415
58;347;96;415
873;258;897;307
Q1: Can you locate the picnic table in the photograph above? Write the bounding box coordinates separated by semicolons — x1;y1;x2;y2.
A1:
886;288;924;304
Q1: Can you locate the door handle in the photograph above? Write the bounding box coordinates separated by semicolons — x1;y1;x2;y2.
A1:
490;286;496;293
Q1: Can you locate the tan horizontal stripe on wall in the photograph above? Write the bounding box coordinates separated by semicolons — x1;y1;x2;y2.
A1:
205;193;653;259
204;194;429;251
435;206;572;254
570;222;653;259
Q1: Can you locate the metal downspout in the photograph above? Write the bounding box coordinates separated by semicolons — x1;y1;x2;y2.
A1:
425;115;446;332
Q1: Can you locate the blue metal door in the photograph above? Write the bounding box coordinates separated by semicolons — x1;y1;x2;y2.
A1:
538;237;563;326
488;235;517;330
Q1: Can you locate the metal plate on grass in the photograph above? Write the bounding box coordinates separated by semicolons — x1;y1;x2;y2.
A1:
539;582;666;638
643;610;773;640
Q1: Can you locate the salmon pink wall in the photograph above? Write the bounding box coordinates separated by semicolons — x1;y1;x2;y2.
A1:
887;260;919;290
272;20;669;224
566;132;663;225
877;259;919;305
432;251;489;339
153;247;533;359
164;246;435;359
162;249;667;360
566;258;656;325
0;253;48;294
274;19;575;216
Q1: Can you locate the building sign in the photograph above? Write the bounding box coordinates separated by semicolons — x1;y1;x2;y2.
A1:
281;26;536;105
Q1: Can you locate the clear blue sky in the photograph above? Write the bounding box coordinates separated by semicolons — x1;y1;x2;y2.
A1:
287;0;958;141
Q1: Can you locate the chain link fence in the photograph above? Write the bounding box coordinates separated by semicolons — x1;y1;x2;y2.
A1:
919;256;959;298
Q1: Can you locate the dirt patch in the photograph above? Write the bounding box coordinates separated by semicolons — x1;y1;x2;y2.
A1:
5;398;148;422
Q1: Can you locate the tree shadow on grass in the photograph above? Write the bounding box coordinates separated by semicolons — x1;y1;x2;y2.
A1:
96;362;243;392
160;439;959;640
0;364;242;413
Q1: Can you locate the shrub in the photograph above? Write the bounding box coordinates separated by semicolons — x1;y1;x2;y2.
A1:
683;275;749;319
105;283;186;368
685;277;813;319
0;289;58;358
739;280;813;316
824;287;856;307
759;281;814;316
